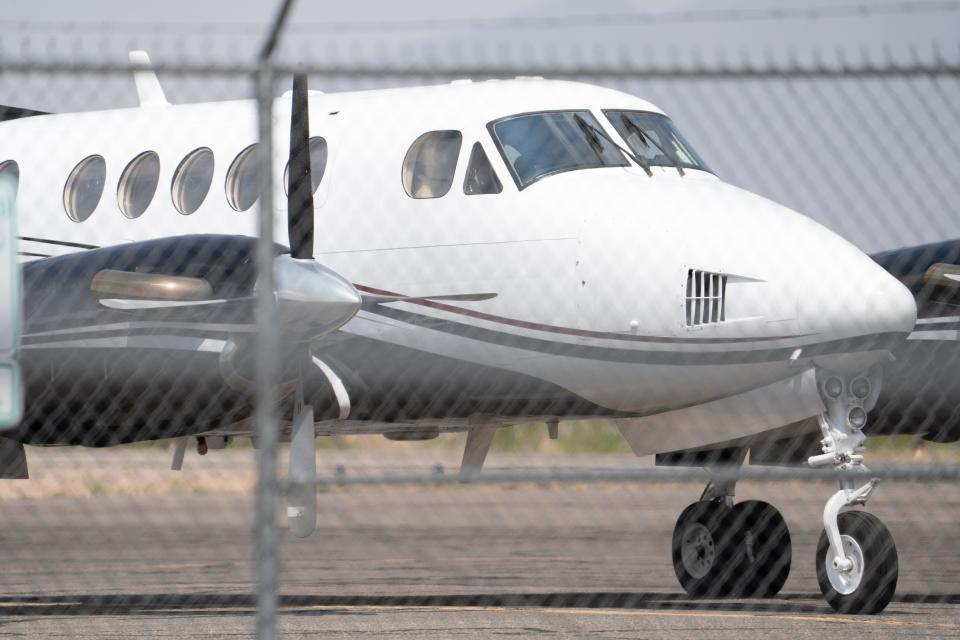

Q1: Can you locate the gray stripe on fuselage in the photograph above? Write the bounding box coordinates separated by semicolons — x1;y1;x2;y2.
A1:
19;310;905;366
365;305;905;365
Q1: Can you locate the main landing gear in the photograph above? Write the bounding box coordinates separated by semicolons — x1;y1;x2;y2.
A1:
673;473;791;598
672;367;898;613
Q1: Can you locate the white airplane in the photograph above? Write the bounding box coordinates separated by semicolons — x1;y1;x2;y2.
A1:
2;53;950;614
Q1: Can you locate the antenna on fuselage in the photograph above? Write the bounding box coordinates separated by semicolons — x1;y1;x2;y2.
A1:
128;51;170;108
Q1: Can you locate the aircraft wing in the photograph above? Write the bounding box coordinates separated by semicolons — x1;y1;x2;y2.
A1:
865;238;960;443
871;237;960;319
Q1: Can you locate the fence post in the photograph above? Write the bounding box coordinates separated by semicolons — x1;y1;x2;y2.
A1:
254;63;280;640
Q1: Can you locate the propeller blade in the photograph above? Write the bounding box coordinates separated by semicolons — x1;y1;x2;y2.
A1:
288;72;314;260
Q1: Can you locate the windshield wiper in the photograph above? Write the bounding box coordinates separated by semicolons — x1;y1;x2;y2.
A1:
574;114;653;177
619;114;685;177
573;114;607;161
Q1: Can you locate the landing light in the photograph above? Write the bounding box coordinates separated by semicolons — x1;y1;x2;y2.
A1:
847;407;867;430
823;377;843;399
850;377;871;400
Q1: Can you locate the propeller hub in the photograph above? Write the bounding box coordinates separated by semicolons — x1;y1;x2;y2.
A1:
270;256;361;339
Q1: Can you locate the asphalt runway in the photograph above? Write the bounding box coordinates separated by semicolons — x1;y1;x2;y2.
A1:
0;448;958;638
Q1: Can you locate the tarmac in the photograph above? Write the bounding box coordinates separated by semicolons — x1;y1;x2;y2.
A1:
0;447;957;638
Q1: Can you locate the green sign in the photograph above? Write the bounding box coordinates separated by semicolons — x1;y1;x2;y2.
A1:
0;173;21;429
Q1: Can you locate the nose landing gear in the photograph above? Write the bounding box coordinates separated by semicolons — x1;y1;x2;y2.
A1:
816;511;898;613
808;368;898;614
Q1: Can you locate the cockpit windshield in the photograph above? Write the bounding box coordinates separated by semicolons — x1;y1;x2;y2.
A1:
604;110;712;174
488;110;628;189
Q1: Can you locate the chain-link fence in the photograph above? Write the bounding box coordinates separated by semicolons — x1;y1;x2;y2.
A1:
1;12;959;638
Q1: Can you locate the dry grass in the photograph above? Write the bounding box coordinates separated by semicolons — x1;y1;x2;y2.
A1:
2;427;956;501
0;446;258;500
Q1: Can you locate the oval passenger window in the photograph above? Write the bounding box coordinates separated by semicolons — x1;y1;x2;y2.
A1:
171;147;215;215
0;160;20;197
225;143;260;212
63;155;106;223
283;137;328;196
118;151;161;219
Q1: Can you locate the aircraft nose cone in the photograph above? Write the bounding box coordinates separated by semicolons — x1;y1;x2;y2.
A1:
824;255;915;336
796;242;916;364
864;269;917;336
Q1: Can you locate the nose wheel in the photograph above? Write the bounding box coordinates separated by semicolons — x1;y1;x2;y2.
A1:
816;510;898;614
672;499;791;598
808;367;899;613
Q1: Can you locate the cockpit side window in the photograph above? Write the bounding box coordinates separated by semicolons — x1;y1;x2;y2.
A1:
488;110;628;190
463;143;502;195
603;110;713;174
402;130;462;199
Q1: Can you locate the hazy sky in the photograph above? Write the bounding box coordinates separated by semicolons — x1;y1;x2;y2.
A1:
2;0;956;67
0;0;957;251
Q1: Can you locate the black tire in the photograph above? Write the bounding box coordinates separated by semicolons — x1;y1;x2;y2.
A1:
728;500;791;597
672;501;739;597
816;511;898;614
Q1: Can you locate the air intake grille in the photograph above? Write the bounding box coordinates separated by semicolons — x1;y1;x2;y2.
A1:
685;269;727;326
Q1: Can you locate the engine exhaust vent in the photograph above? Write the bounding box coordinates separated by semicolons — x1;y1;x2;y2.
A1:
685;269;727;326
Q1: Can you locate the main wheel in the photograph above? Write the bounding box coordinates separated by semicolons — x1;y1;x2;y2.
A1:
672;501;739;596
816;511;898;614
728;500;791;597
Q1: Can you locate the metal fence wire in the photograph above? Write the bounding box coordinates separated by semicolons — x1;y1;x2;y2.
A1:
0;43;959;639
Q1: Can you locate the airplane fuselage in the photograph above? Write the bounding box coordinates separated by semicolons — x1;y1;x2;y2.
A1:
1;79;916;447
